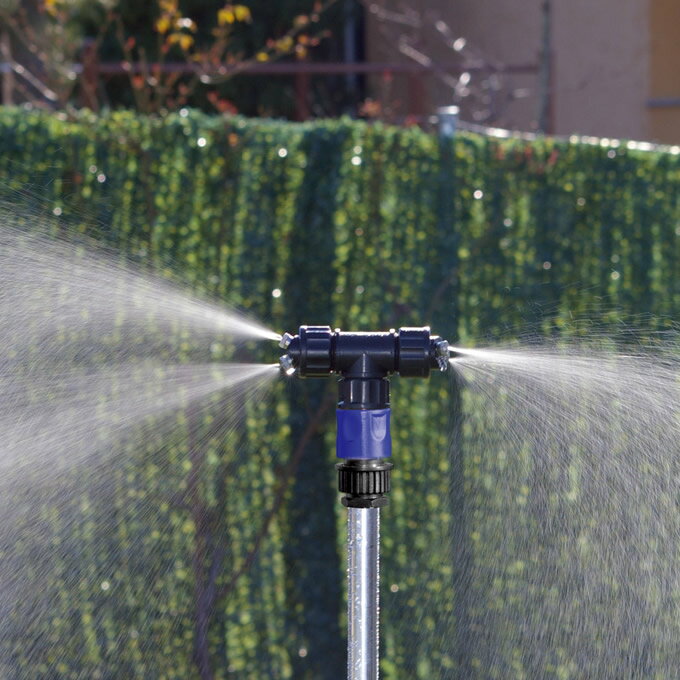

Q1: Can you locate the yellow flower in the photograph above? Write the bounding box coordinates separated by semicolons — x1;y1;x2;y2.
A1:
155;15;171;34
255;52;269;62
218;4;250;25
276;36;294;53
168;33;194;51
217;7;235;25
43;0;60;16
179;33;194;50
233;5;251;21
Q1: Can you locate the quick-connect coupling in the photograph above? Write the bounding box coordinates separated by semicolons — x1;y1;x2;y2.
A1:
336;409;393;508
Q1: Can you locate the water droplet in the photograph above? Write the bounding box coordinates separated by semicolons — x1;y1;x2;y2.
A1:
179;108;189;117
355;285;365;294
611;271;620;280
88;165;97;174
278;148;288;158
611;254;620;263
52;207;62;216
197;137;207;148
390;584;399;592
271;288;282;298
473;189;484;200
351;156;362;166
503;218;513;227
542;261;552;270
298;647;308;658
577;197;586;207
607;149;617;159
453;37;466;51
353;145;362;154
101;581;110;591
97;173;106;183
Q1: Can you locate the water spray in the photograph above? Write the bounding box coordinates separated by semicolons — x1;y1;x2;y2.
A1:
279;326;449;680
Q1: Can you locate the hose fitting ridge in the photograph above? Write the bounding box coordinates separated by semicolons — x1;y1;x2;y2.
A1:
337;458;394;508
278;325;450;378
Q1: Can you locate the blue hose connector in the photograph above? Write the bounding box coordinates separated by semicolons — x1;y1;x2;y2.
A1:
336;408;392;460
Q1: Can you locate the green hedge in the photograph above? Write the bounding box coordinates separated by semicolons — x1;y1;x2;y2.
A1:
1;108;679;679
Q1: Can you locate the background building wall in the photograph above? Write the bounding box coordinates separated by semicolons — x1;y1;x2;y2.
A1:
365;0;655;142
553;0;649;141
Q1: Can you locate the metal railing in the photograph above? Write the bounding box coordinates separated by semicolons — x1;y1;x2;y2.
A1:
1;54;538;121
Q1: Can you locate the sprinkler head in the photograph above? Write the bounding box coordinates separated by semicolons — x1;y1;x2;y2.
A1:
279;327;450;507
278;326;449;379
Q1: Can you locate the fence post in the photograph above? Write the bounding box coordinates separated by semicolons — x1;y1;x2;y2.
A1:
407;72;428;121
437;105;459;139
295;70;311;121
80;38;99;112
1;28;14;106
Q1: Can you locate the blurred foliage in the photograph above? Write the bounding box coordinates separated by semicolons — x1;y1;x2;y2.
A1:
1;108;680;679
0;0;353;116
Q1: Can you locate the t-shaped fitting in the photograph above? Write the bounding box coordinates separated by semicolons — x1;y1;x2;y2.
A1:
279;326;449;379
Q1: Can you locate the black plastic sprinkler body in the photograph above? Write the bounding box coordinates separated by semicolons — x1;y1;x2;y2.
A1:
280;326;448;505
279;325;449;680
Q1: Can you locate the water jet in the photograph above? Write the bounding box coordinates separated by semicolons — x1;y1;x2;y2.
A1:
279;325;450;680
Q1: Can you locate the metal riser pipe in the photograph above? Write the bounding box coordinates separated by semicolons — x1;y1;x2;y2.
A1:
347;507;380;680
278;324;451;676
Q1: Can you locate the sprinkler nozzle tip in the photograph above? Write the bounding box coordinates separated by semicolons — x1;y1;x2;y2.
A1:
434;339;450;372
279;354;296;376
279;332;294;350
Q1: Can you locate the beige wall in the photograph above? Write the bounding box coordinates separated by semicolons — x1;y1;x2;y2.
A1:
365;0;655;141
553;0;648;141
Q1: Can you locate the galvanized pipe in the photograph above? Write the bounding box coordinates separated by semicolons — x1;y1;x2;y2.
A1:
347;507;380;680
